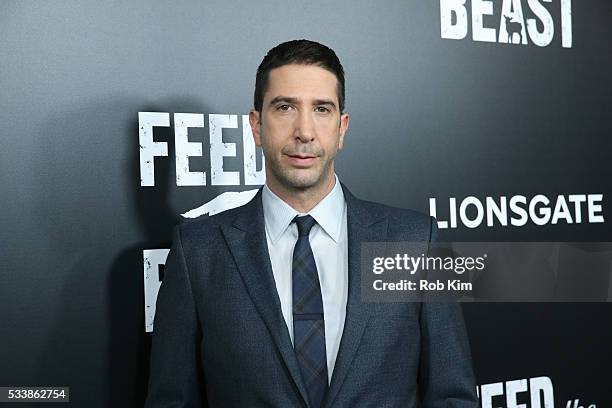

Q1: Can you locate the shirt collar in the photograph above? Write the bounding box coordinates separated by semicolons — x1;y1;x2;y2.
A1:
262;174;345;244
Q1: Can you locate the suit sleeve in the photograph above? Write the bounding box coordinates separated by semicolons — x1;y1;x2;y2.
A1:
144;226;207;408
418;217;479;408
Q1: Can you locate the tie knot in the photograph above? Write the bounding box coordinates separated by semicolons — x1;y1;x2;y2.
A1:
293;215;316;237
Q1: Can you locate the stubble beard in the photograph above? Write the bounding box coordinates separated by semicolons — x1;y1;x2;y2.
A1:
258;122;340;195
266;151;332;191
264;147;336;194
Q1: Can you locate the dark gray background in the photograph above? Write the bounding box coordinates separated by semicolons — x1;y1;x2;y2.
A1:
1;1;611;406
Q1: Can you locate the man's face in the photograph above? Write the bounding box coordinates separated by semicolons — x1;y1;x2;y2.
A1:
250;64;349;192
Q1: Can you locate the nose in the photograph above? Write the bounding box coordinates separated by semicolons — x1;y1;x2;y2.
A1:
294;110;315;143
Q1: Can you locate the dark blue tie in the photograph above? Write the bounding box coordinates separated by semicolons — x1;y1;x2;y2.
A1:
292;215;328;408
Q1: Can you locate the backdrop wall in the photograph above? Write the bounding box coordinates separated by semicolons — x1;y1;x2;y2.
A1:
1;1;610;407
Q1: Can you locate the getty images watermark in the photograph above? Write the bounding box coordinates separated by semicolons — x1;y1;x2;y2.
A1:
361;242;612;302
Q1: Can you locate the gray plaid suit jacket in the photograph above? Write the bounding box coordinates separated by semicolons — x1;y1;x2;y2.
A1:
145;184;478;408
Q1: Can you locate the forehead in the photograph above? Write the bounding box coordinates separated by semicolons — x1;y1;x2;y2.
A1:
264;64;339;103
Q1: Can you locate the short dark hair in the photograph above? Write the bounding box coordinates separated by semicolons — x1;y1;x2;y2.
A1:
254;39;345;113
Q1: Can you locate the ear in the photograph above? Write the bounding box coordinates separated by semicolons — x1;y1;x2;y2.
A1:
338;112;350;150
249;109;262;147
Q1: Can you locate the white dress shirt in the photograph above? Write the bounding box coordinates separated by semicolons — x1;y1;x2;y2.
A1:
262;175;348;383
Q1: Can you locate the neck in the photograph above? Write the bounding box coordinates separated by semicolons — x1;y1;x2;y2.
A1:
266;172;336;213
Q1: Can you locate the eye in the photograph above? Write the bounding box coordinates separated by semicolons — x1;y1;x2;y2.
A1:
277;104;293;112
315;106;330;113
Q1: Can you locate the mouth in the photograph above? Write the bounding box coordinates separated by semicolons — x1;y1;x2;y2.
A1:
285;154;318;167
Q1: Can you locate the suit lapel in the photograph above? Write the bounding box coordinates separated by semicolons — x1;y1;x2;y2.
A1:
323;185;388;408
221;189;311;407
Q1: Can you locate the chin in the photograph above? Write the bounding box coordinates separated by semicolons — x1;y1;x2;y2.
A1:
281;170;323;190
285;177;320;190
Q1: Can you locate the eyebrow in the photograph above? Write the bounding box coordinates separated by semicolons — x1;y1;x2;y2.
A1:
268;96;337;110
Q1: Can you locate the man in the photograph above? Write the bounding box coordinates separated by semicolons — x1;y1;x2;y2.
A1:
145;39;478;407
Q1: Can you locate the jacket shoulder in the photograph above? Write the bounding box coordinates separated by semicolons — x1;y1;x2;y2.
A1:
174;201;246;243
359;197;431;223
354;197;436;241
